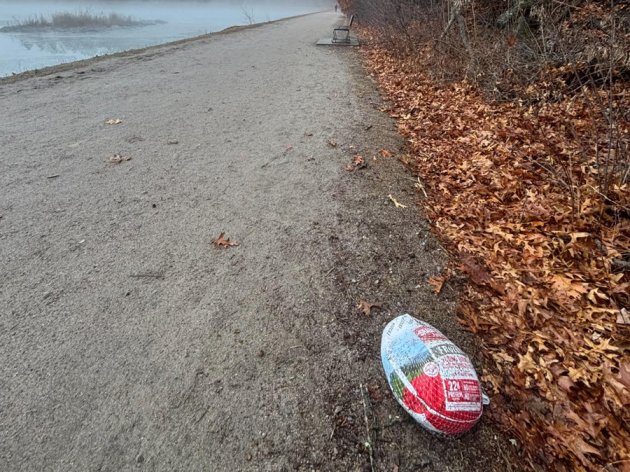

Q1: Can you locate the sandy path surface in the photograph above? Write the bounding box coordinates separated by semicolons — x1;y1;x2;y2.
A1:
0;12;519;472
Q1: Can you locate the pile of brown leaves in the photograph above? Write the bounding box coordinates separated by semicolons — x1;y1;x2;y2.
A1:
360;38;629;471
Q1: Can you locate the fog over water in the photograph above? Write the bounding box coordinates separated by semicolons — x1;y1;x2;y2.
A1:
0;1;332;76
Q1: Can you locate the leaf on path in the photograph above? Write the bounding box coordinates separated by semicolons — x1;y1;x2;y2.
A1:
109;154;131;164
327;139;338;148
367;383;383;402
379;149;392;158
345;155;366;172
105;118;122;125
428;276;446;294
357;300;382;316
388;194;407;208
213;232;238;248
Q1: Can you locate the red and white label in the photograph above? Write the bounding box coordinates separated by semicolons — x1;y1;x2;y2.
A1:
443;379;482;412
438;354;478;380
414;325;447;344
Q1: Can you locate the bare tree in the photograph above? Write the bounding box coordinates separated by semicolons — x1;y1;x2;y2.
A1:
240;3;255;25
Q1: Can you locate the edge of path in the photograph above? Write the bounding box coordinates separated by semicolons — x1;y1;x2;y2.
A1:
299;46;526;472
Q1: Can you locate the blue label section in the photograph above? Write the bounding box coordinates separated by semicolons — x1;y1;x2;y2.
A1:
390;329;432;370
382;318;434;401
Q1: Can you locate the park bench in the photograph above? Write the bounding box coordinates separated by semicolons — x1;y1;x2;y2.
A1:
332;14;355;43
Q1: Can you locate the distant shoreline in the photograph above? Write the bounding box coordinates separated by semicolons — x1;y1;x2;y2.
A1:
0;11;319;85
0;11;164;33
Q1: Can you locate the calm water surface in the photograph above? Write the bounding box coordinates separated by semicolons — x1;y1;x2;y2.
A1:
0;1;329;77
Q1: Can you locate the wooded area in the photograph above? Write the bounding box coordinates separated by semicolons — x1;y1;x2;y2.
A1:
338;1;629;470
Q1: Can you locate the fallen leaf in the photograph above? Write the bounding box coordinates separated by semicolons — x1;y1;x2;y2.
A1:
367;383;383;402
428;276;446;294
109;154;131;164
213;232;238;248
617;308;630;325
327;139;338;148
379;149;392;158
517;352;538;373
569;435;602;466
388;194;407;208
550;274;588;299
357;300;382;315
460;257;491;286
345;155;366;172
558;375;575;392
353;155;365;166
105;118;122;125
619;362;630;389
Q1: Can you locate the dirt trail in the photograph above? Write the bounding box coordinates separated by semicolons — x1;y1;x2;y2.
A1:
0;12;520;471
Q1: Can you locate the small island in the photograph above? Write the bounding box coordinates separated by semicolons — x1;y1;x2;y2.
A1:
0;11;164;32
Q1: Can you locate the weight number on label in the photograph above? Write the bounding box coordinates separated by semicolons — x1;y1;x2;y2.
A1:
448;381;460;391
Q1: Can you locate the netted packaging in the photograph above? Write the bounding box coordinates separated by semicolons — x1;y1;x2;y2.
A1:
381;314;485;435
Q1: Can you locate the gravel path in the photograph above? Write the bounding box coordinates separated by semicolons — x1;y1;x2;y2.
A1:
0;12;519;472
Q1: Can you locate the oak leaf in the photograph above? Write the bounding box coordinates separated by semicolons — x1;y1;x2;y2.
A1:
459;258;491;286
345;155;366;172
428;276;446;294
557;376;575;392
357;300;382;316
213;232;238;248
109;154;131;164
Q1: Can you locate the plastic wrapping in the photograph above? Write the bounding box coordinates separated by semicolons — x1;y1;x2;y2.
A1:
381;314;485;435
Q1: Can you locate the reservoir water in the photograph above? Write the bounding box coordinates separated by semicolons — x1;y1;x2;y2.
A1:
0;1;330;77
